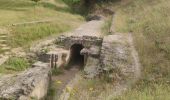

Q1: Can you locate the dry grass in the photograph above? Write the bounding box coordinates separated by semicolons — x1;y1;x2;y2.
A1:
0;0;84;48
69;78;117;100
113;0;170;99
69;0;170;99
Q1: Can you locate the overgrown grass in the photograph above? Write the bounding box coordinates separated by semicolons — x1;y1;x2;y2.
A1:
8;22;70;47
115;0;170;83
69;0;170;99
0;0;82;25
113;82;170;100
113;0;170;99
69;78;116;100
0;57;30;74
52;68;64;76
102;16;113;35
0;0;84;48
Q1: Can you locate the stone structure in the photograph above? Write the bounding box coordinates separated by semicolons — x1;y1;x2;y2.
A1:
100;34;140;82
0;62;51;100
53;34;140;80
0;33;140;100
56;35;103;49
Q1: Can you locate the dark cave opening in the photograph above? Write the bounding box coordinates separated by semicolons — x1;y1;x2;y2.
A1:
68;44;84;68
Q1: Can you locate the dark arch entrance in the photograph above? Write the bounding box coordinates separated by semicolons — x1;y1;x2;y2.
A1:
68;44;84;68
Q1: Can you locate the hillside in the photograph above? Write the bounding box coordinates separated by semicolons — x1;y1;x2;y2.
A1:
0;0;84;50
0;0;169;99
114;0;170;99
67;0;170;99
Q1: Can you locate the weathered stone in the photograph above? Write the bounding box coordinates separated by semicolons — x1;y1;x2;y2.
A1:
0;61;51;100
100;34;140;82
55;34;140;80
80;46;100;57
56;35;103;49
84;57;101;78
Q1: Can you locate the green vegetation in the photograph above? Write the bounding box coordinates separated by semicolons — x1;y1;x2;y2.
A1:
69;0;170;99
0;57;30;74
102;16;113;35
0;0;84;48
8;22;71;47
69;78;115;100
113;82;170;100
113;0;170;99
52;68;64;76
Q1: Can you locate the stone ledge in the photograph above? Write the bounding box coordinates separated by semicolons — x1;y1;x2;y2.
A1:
0;61;51;100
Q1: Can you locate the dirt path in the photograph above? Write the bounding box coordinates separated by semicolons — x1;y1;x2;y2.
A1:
46;66;80;100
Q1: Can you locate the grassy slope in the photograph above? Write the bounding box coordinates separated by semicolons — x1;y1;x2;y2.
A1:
0;0;84;47
69;0;170;100
113;0;170;99
0;0;84;73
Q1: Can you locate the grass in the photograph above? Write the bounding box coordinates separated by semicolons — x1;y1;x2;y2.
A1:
69;0;170;99
102;16;113;35
0;0;84;48
69;78;116;100
0;57;30;74
113;82;170;100
52;68;64;76
114;0;170;83
112;0;170;99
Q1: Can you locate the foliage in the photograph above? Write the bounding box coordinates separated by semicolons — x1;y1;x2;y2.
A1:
113;82;170;100
102;16;113;35
31;0;41;3
0;0;84;48
52;68;64;76
113;0;170;99
115;0;170;83
63;0;81;4
0;57;30;74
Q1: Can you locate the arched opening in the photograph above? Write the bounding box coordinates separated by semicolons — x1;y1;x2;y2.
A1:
68;44;84;68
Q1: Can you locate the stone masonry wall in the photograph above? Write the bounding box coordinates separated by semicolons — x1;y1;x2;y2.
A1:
100;34;140;83
0;62;51;100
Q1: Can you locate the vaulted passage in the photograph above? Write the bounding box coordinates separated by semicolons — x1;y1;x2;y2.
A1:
68;44;84;68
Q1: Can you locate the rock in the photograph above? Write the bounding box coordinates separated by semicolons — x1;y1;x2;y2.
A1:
0;61;51;100
84;57;101;78
56;35;103;49
100;34;140;82
89;46;101;57
86;15;104;21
